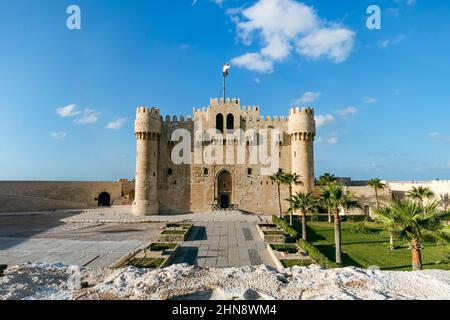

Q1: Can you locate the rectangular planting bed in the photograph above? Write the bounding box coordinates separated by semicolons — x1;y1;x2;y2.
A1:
114;242;180;269
158;223;193;242
256;224;286;243
267;243;313;269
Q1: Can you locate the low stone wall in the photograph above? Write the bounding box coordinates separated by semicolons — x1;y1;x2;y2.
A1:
0;181;124;213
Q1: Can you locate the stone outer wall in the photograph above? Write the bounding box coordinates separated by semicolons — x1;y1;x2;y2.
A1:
346;185;391;216
386;180;450;204
0;181;126;213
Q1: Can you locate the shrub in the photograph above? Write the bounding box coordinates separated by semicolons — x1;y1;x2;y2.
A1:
148;243;177;251
296;239;338;269
281;259;314;268
272;215;299;237
345;215;368;223
270;244;300;254
349;222;371;234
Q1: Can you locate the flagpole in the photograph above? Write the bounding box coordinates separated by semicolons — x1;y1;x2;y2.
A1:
222;74;225;100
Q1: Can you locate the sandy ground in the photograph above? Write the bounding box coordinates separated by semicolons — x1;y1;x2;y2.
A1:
1;262;450;300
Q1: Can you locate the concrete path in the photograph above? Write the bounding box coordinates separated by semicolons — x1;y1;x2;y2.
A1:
0;237;147;268
0;208;275;269
0;212;161;268
62;207;268;224
171;221;276;268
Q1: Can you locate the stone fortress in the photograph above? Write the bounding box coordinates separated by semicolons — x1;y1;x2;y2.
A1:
132;97;315;216
0;97;449;216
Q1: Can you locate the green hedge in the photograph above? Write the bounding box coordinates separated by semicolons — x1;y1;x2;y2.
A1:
272;215;299;237
296;239;339;269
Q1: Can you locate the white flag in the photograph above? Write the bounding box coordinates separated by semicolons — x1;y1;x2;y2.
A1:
223;64;231;77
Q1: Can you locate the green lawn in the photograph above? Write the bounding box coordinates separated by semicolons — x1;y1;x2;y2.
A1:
306;222;450;271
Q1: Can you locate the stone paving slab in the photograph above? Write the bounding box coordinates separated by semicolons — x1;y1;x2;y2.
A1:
170;222;276;268
61;207;268;224
0;237;146;268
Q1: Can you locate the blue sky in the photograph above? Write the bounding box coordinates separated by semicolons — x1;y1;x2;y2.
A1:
0;0;449;181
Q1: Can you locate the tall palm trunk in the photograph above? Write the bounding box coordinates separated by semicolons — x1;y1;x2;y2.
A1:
412;239;422;271
334;211;342;264
389;233;395;250
375;189;379;209
301;210;307;241
328;208;332;223
277;183;282;218
289;185;293;226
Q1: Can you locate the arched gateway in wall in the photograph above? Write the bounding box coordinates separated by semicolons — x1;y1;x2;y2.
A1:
217;170;232;209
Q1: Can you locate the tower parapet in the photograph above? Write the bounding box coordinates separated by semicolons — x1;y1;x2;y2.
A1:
288;107;316;192
132;106;162;216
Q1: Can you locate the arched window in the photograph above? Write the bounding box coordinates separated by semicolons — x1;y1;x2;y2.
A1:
226;114;234;130
216;113;224;133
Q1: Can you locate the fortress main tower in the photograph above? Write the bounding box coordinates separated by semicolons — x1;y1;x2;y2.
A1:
132;97;316;216
132;107;162;216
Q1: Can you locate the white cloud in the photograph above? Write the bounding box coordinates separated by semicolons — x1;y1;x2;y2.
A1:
56;104;81;118
428;132;450;143
231;52;274;73
74;109;101;125
50;132;67;140
193;0;225;6
337;106;358;116
57;104;101;125
327;135;338;145
296;27;355;63
106;118;128;130
315;114;335;128
362;96;379;104
253;77;261;84
293;91;321;105
317;134;338;145
230;0;355;72
429;132;441;139
377;34;405;48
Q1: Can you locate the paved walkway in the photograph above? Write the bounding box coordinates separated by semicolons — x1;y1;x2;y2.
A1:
61;207;267;224
171;221;276;268
0;208;275;269
0;237;145;268
0;212;161;268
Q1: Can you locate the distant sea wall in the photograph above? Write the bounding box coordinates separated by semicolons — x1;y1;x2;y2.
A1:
0;181;134;213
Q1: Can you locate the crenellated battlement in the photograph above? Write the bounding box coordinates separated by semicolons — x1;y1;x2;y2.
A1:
136;106;161;116
210;97;241;106
257;115;288;125
289;107;315;116
163;115;194;124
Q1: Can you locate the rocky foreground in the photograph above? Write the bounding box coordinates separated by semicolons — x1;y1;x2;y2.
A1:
1;263;450;300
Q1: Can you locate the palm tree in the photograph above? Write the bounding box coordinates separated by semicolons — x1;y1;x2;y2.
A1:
322;183;349;264
317;173;338;222
368;178;386;209
341;191;362;216
376;199;450;270
407;186;435;207
316;172;337;187
281;172;303;226
289;192;317;240
375;206;397;250
440;193;450;211
319;182;336;223
269;169;286;218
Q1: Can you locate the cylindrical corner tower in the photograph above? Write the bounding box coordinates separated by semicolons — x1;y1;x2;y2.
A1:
132;107;162;216
288;107;316;193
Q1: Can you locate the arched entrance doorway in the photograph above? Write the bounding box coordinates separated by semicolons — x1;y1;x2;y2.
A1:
217;171;232;209
98;192;111;207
